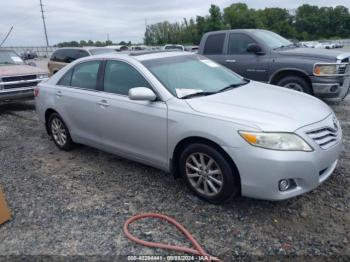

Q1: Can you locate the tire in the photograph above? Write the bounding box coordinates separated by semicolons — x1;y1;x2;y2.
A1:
48;113;74;151
277;76;312;94
179;143;240;204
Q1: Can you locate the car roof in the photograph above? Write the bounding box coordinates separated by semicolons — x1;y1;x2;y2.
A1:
55;47;111;51
90;51;194;62
204;29;270;35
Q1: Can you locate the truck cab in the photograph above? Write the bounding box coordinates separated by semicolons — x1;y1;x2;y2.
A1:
198;29;350;102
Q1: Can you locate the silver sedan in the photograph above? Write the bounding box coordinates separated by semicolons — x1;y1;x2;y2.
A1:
35;51;343;203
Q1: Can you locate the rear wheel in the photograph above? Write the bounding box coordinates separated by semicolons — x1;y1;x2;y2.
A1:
277;76;312;94
179;143;240;204
48;113;74;150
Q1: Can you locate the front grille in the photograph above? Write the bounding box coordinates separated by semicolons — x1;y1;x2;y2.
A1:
3;81;39;89
306;126;339;150
2;75;37;82
341;57;349;63
337;65;347;75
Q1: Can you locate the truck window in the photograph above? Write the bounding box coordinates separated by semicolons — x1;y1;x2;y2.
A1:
51;49;66;63
228;33;257;55
203;34;225;55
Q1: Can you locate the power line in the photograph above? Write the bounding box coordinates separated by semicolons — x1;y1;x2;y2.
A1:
39;0;49;46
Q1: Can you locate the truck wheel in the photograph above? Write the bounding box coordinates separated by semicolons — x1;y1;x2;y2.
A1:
179;143;240;204
48;113;74;151
277;76;312;94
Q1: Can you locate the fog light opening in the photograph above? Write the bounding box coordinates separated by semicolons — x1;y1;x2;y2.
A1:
330;85;339;93
279;179;290;191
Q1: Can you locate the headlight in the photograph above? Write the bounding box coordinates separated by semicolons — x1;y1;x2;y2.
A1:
239;131;313;152
314;64;337;76
313;64;347;76
38;74;49;79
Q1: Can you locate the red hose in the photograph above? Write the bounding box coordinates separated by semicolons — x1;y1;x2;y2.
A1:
123;213;221;261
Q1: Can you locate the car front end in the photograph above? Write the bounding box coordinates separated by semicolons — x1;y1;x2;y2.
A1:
225;113;342;200
311;54;350;102
0;72;49;101
0;49;49;101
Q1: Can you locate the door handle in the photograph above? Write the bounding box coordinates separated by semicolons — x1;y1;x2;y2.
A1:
55;90;63;97
225;59;236;63
97;100;110;108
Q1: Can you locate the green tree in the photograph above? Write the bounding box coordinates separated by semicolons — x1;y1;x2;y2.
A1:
258;8;296;38
295;5;321;39
207;5;224;31
223;3;262;29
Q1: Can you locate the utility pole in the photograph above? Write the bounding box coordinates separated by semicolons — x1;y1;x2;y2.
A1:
39;0;49;46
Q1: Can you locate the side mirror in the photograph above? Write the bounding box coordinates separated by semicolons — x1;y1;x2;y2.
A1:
246;43;264;55
128;87;157;101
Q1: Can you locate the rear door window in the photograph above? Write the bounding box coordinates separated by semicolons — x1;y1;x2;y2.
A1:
65;49;89;63
51;49;67;62
58;69;73;86
71;61;101;90
203;33;226;55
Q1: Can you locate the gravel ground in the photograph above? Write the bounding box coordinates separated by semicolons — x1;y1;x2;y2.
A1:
0;98;349;261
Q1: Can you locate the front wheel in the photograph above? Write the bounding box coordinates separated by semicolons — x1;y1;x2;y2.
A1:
277;76;312;94
48;113;74;151
179;143;240;204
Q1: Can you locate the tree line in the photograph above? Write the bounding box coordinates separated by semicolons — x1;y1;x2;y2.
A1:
56;40;132;48
144;3;350;45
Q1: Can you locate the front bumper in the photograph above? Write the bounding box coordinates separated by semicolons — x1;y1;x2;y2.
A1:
311;74;350;102
0;87;34;101
224;116;343;200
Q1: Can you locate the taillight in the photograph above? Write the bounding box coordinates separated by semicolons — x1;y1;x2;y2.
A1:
34;87;39;97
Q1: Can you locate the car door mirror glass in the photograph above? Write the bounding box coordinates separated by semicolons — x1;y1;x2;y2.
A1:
246;43;264;55
128;87;157;101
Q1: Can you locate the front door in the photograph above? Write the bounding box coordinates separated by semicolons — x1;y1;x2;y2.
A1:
96;60;168;169
224;33;269;82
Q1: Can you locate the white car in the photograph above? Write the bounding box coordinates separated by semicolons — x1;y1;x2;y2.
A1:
35;51;343;203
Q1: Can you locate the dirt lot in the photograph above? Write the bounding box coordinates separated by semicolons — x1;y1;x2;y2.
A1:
0;97;349;261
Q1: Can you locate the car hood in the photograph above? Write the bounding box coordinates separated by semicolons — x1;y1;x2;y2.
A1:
0;65;47;77
185;81;332;132
277;47;350;61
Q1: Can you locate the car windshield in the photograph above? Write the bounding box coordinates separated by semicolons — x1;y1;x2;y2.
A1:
254;30;293;49
142;55;246;98
89;48;116;55
0;50;24;65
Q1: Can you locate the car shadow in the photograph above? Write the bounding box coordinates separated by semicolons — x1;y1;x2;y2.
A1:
0;100;35;113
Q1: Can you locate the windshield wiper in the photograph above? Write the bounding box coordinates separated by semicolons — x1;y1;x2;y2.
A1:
180;91;216;99
274;43;296;50
218;79;250;93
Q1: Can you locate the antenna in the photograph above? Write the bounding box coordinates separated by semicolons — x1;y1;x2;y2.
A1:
39;0;49;46
0;26;14;47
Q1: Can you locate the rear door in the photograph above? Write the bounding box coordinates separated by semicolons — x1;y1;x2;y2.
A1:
224;33;269;81
54;60;105;145
201;33;227;65
95;60;168;168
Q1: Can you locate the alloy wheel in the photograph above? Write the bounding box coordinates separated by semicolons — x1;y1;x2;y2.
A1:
51;118;67;146
185;153;223;197
284;82;304;92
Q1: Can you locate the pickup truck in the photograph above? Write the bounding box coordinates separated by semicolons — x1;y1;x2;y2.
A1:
198;29;350;102
0;49;48;101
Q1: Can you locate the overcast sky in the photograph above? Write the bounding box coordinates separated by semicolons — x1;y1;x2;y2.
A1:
1;0;349;46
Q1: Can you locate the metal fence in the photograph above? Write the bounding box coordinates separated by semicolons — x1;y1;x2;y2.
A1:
5;46;58;58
